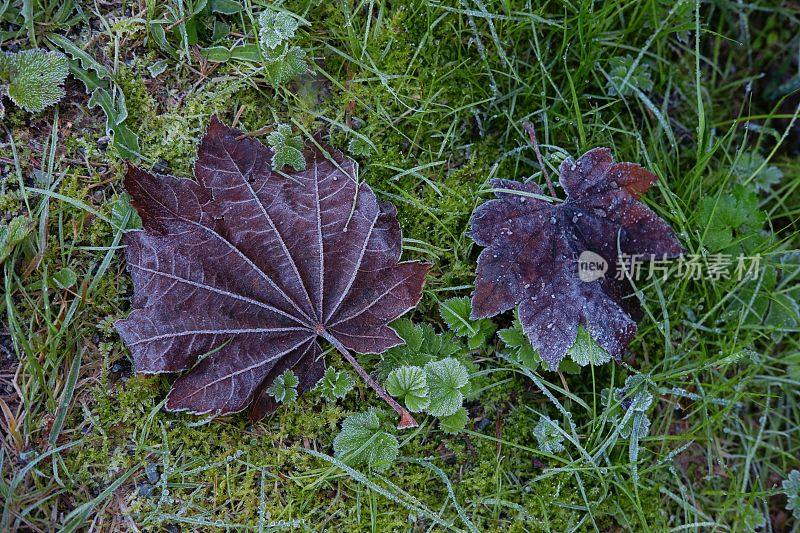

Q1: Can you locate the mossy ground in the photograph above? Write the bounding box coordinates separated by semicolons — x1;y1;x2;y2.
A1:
1;0;799;531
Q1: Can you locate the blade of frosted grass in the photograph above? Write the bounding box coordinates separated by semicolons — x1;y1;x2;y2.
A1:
48;349;82;447
60;465;137;532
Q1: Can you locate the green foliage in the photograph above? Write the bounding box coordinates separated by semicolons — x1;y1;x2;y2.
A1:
425;357;470;418
568;327;611;367
439;297;496;349
605;55;653;97
379;318;462;380
267;370;299;403
0;215;32;265
783;470;800;519
347;137;373;158
439;407;468;434
266;123;306;171
385;366;429;412
258;10;299;51
499;312;610;369
498;313;541;370
733;150;783;193
533;415;565;454
257;8;307;86
0;49;68;114
333;410;399;472
698;185;766;253
315;366;355;402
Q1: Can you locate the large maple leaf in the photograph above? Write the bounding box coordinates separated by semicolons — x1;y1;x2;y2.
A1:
116;117;429;427
470;140;684;369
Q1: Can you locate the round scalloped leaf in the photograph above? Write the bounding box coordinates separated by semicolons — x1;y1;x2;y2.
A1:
2;49;69;113
425;358;469;417
333;410;399;472
385;366;429;413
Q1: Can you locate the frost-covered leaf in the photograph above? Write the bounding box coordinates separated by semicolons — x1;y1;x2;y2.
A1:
783;470;800;519
263;46;307;86
733;151;783;193
378;320;462;380
0;49;69;112
115;117;429;421
498;312;541;371
52;267;77;289
440;297;496;349
267;370;299;403
425;358;469;417
533;415;565;454
439;407;469;434
385;366;429;413
266;123;306;171
568;327;611;367
348;137;373;158
315;366;355;402
258;9;299;50
470;148;684;368
605;55;653;97
333;410;399;472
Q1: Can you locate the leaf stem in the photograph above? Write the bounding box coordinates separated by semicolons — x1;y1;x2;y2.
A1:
522;121;557;198
321;331;418;429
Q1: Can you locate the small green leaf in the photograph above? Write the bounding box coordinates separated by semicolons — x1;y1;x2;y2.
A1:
263;46;307;87
605;54;653;97
315;366;355;402
258;9;300;50
498;313;541;371
333;410;399;472
733;150;783;193
439;407;468;434
52;267;77;289
568;326;611;366
211;0;243;15
783;470;800;519
425;357;469;417
267;123;306;171
0;49;69;113
348;137;373;158
439;297;496;348
0;215;33;265
267;370;299;403
391;318;425;352
385;366;429;413
532;415;565;454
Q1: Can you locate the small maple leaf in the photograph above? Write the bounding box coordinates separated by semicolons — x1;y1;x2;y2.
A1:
469;128;683;369
116;117;429;427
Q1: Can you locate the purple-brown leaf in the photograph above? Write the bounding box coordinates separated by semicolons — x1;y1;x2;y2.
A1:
116;117;429;422
470;147;684;369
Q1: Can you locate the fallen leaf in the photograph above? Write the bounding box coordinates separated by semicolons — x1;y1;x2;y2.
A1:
116;117;429;426
469;144;683;368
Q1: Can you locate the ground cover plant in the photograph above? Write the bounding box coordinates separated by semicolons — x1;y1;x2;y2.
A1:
1;0;799;531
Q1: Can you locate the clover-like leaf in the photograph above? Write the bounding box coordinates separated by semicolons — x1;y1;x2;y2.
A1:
0;49;69;113
385;366;429;413
266;123;306;171
115;117;429;427
470;147;684;368
266;369;299;403
533;415;565;454
425;357;469;417
315;366;355;402
440;296;496;350
333;410;399;472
